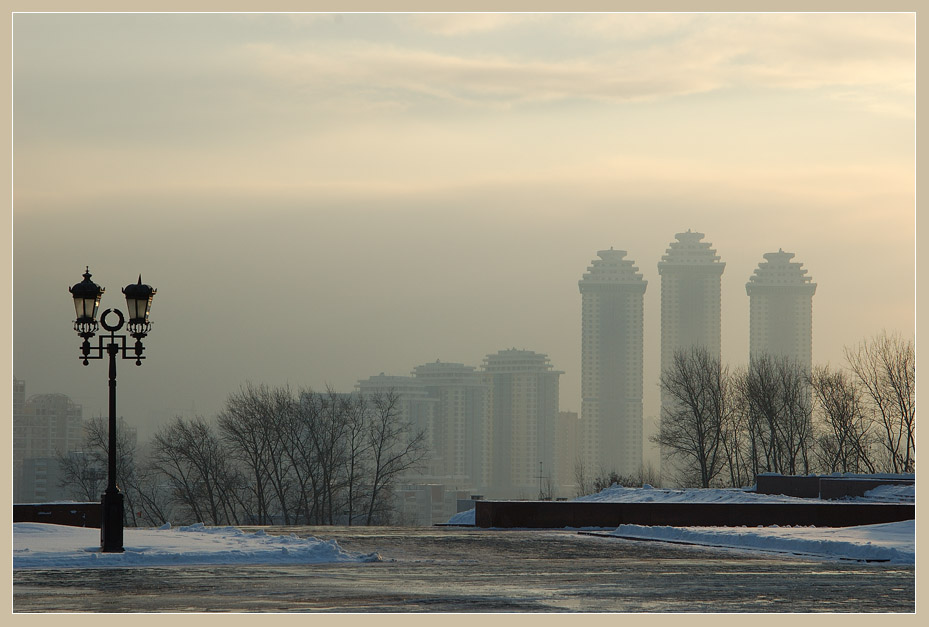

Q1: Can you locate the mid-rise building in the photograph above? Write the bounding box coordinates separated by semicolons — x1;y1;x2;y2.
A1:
412;360;490;488
745;249;817;371
578;249;647;478
355;373;440;476
481;349;562;498
13;378;84;502
657;230;725;485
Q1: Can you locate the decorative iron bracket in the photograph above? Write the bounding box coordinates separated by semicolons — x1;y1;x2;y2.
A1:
78;308;149;366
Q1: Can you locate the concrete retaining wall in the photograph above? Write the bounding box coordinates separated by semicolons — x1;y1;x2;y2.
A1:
755;475;821;498
14;502;101;528
474;500;914;529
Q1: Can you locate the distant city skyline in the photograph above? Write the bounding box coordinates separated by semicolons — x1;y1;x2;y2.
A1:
13;13;914;469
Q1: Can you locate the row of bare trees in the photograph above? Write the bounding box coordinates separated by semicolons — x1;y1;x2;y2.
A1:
655;332;915;488
59;385;427;527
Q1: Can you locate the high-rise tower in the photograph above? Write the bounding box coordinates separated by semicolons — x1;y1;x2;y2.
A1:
657;230;725;485
745;249;817;370
578;248;647;478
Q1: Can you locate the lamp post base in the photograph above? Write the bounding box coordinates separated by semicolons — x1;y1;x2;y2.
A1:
100;490;125;553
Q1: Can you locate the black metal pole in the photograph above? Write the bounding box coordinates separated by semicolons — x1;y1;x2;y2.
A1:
100;340;124;553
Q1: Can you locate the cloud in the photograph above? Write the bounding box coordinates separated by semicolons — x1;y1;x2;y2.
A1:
234;13;912;114
407;13;543;36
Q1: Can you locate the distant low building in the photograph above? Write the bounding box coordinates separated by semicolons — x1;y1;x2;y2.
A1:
13;378;84;503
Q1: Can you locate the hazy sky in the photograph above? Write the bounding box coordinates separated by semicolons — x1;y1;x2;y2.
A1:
13;13;914;458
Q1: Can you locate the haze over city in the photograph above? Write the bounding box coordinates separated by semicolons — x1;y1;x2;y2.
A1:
13;11;914;468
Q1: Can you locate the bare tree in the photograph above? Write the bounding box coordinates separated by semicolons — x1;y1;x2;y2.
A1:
341;392;372;525
128;456;175;527
653;347;733;488
720;374;753;488
217;382;296;524
57;416;141;525
573;458;594;497
149;416;244;526
278;388;323;525
845;332;915;473
306;389;350;524
739;354;814;476
638;460;662;488
57;450;106;502
363;390;428;525
810;365;876;474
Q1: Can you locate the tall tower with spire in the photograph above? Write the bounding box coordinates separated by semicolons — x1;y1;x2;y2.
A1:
745;249;817;370
578;248;647;478
657;230;725;485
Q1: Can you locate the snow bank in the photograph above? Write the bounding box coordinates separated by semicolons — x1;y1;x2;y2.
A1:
571;482;915;504
572;484;803;503
608;520;914;564
856;483;915;503
447;509;476;525
13;522;382;570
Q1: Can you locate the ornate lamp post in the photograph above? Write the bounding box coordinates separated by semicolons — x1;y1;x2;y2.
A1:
69;267;156;553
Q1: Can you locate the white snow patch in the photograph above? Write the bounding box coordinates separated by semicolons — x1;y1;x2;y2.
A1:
607;519;914;564
571;482;914;504
856;483;915;503
13;522;376;570
573;484;800;503
447;509;476;525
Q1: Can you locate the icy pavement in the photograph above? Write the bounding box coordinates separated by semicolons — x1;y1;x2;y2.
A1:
13;522;382;570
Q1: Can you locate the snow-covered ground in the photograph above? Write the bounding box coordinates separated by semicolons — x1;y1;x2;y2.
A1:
13;522;382;570
13;483;914;570
605;520;914;564
575;484;802;503
573;482;915;504
446;482;915;564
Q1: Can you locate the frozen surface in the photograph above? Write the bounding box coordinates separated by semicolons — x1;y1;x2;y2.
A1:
13;522;381;570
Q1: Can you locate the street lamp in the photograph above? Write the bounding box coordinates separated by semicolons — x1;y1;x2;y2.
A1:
69;267;156;553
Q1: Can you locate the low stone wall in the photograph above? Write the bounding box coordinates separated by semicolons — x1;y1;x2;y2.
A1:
474;500;914;529
755;474;914;499
818;478;914;500
13;502;101;528
755;475;821;498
